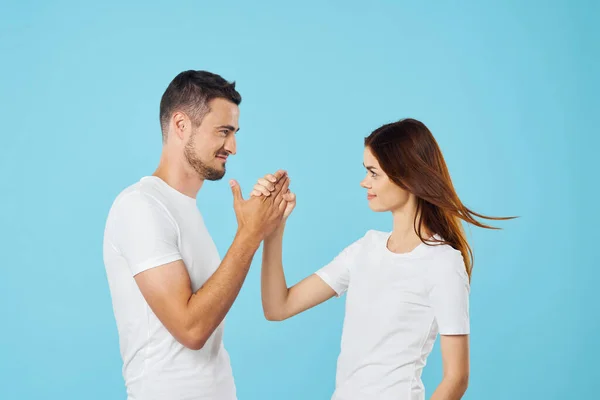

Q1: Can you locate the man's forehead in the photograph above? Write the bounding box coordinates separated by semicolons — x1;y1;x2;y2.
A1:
208;97;239;111
203;100;237;117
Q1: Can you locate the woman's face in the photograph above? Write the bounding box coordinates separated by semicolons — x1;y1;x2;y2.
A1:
360;146;411;212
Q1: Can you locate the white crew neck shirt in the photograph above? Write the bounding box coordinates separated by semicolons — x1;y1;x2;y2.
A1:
103;176;236;400
315;230;470;400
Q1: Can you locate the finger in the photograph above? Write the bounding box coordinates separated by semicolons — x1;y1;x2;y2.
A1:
283;192;296;202
270;176;289;198
253;184;271;197
250;189;263;197
258;178;275;192
264;173;277;183
274;177;291;205
274;170;287;180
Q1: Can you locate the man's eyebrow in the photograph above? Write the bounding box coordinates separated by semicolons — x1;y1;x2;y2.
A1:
216;125;240;133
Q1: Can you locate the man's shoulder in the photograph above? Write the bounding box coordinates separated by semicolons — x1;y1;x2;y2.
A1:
104;179;181;246
107;178;173;220
110;182;148;209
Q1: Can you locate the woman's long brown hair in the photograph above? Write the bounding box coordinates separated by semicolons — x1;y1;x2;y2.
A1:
365;118;515;280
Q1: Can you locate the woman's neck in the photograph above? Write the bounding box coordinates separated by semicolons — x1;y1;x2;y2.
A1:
387;204;431;254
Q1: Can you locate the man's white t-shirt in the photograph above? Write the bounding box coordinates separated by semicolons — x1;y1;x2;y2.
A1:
315;230;470;400
103;176;236;400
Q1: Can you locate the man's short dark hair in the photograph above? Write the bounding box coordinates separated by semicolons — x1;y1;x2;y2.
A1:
159;70;242;141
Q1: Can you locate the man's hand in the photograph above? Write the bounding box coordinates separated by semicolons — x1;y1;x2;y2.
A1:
250;172;296;221
230;170;290;240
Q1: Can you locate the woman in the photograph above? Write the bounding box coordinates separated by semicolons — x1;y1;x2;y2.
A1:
251;118;513;400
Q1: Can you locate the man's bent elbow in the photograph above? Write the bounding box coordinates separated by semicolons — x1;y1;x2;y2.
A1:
177;327;208;350
182;336;206;351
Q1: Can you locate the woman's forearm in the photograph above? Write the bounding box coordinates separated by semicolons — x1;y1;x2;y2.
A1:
261;223;290;320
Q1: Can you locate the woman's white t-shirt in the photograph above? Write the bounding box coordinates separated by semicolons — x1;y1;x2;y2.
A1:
315;230;470;400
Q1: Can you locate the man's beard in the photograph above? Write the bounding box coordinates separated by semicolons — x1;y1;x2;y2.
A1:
184;134;226;181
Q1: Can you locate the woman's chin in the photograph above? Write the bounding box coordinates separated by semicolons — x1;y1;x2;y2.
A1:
367;201;385;212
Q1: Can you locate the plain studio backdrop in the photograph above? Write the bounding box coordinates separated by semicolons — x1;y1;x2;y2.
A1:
1;1;597;399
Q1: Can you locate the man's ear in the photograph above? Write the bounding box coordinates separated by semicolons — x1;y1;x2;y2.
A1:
172;112;189;140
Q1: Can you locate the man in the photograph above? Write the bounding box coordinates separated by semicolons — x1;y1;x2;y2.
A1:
103;70;292;399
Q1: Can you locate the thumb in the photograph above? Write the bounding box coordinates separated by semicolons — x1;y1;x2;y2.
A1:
229;179;244;203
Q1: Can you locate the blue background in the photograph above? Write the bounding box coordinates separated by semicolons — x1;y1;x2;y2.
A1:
1;1;597;399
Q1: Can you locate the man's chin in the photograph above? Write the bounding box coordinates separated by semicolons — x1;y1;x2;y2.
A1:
203;167;226;181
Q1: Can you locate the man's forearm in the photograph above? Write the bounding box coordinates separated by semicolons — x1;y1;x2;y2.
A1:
430;376;469;400
185;228;261;347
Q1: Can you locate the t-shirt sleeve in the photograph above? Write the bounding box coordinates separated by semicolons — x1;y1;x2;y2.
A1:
109;191;183;276
314;232;369;297
429;250;471;335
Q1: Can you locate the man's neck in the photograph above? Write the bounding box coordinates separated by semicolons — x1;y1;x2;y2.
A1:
153;154;204;199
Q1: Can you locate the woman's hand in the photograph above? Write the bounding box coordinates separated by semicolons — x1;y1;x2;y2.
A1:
250;171;296;221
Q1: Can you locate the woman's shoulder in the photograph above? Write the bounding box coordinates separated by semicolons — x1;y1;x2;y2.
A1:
343;229;387;251
364;229;389;240
423;244;468;284
360;229;391;246
424;240;464;264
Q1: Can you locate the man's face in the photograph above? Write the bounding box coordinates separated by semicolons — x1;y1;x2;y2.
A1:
184;98;240;181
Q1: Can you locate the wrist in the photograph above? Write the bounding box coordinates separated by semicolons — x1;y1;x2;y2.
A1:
235;226;263;248
266;220;286;241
